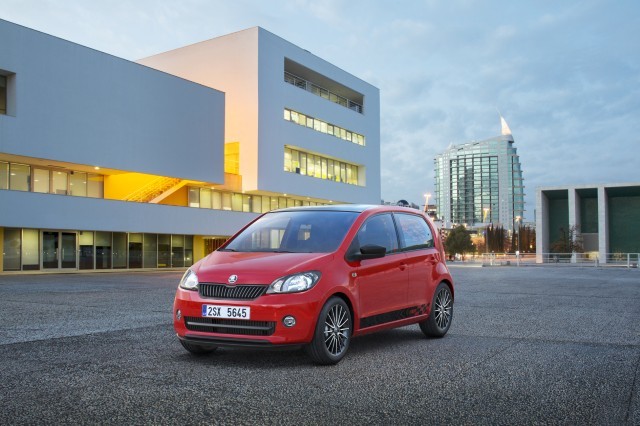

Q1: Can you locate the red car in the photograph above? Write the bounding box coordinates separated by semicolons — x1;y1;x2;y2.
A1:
174;205;454;364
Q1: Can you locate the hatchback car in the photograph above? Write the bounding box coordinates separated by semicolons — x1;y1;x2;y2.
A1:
174;205;454;364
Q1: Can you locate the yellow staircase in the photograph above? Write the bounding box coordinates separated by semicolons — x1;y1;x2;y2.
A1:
123;177;184;203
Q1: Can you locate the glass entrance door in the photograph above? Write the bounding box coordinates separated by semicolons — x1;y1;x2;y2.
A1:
42;231;77;269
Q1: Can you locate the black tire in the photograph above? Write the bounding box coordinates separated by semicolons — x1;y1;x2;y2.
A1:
179;339;218;356
306;297;352;365
419;282;453;337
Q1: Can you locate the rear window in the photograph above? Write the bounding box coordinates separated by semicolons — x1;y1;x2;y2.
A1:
222;210;359;253
394;213;434;250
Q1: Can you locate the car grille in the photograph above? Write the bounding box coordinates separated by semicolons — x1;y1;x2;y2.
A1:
184;317;276;336
199;283;268;300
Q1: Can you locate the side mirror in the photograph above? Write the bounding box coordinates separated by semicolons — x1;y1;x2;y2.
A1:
347;244;386;262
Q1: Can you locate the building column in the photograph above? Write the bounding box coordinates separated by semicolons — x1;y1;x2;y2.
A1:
0;228;4;272
568;188;580;263
536;191;549;263
597;186;609;264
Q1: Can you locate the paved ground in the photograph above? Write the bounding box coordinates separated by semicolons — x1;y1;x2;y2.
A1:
0;267;638;425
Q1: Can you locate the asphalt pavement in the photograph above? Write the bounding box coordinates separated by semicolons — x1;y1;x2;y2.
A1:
0;266;638;425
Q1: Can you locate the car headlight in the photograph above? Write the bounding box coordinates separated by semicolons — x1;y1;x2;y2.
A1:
179;269;199;291
267;271;321;294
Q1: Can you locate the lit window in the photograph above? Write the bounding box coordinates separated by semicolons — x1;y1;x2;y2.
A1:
283;108;365;146
283;147;359;186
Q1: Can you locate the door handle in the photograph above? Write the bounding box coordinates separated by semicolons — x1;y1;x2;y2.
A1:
398;263;407;271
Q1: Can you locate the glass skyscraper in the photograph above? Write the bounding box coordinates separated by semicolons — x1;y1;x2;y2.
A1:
434;118;524;230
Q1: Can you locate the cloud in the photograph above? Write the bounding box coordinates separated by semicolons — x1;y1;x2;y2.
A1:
2;0;639;221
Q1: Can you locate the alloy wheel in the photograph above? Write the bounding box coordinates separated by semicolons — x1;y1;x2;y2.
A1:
434;287;452;329
323;303;350;356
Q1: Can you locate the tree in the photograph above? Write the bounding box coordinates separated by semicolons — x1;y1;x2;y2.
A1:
511;225;536;253
444;225;474;260
550;225;584;254
486;224;507;253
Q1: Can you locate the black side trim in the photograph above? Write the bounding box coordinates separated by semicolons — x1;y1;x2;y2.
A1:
360;304;428;328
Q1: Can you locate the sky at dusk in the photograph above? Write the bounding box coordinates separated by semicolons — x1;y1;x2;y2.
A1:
2;0;639;221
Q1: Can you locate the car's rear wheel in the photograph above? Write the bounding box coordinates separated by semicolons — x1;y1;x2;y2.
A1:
419;282;453;337
306;297;352;365
179;339;218;355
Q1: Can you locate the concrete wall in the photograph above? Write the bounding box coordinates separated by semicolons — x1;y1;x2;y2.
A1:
537;183;640;263
0;19;225;184
0;190;257;236
256;28;381;204
138;29;259;189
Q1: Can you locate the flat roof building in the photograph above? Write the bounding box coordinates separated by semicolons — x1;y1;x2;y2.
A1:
0;20;380;272
537;183;640;263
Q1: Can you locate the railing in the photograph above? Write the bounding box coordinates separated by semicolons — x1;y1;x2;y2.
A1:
284;72;363;113
451;253;640;268
123;177;182;203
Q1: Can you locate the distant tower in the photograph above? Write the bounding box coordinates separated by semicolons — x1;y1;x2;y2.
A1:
434;115;525;230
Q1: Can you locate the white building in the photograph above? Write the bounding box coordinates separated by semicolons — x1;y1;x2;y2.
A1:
536;183;640;263
0;20;380;272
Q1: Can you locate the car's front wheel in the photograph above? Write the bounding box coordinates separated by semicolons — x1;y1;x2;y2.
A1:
179;339;218;356
419;282;453;337
306;297;352;365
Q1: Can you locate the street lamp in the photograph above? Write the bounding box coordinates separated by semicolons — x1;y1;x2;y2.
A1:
424;193;431;213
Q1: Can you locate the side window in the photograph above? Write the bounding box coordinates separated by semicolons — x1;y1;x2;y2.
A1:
355;214;399;254
395;214;434;251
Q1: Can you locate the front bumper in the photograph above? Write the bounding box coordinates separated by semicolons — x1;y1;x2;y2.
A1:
173;287;321;346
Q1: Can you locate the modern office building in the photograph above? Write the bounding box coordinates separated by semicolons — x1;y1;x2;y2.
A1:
536;183;640;263
0;20;380;272
434;116;525;230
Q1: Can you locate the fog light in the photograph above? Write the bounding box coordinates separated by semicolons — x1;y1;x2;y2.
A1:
283;316;296;327
176;309;182;320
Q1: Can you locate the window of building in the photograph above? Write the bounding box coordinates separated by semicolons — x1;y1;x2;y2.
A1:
70;172;88;197
3;229;21;271
143;234;158;268
1;161;9;189
79;231;94;270
87;174;104;198
0;75;6;115
283;147;359;186
22;229;40;270
172;235;185;267
52;171;68;195
96;232;113;269
284;59;364;113
9;163;30;192
284;108;365;146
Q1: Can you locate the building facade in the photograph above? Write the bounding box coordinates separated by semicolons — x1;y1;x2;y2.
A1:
536;183;640;263
434;117;524;230
0;21;380;272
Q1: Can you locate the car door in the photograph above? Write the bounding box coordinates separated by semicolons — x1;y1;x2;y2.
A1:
351;213;409;326
394;213;439;308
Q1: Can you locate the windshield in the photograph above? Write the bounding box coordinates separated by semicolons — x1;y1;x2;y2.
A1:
222;210;359;253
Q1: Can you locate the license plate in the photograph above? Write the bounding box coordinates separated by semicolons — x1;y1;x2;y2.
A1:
202;304;251;319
